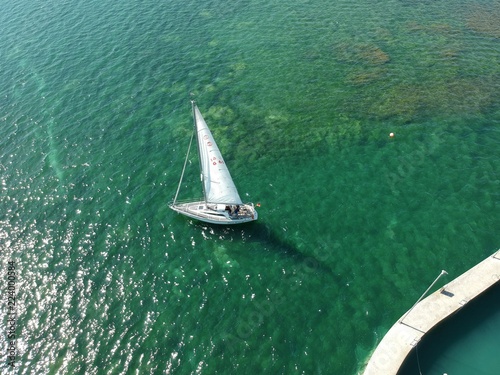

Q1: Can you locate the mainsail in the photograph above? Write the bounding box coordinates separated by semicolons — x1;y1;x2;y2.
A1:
193;103;243;205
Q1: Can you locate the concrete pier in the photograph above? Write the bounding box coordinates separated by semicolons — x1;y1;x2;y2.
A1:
362;250;500;375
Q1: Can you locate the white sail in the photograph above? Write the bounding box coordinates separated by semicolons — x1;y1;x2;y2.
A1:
193;104;243;205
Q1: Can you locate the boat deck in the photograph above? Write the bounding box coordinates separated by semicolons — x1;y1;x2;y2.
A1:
170;201;257;224
362;249;500;375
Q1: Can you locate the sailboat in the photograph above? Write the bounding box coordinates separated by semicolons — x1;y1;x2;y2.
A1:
169;101;258;224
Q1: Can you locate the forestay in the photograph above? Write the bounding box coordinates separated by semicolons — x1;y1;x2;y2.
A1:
193;105;243;205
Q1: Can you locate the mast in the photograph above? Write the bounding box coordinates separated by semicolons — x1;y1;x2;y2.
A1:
172;109;195;205
192;101;207;203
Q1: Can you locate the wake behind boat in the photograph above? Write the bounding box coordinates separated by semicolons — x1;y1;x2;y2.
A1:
169;101;258;225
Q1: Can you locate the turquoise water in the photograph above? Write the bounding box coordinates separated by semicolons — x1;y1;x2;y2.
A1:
398;283;500;375
0;0;499;373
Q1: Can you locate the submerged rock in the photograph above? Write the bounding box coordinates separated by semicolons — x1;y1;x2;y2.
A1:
333;42;390;65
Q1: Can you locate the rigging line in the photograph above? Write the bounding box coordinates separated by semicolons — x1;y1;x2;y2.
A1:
173;127;195;204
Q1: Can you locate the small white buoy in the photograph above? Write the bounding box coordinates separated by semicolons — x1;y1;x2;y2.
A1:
389;132;395;138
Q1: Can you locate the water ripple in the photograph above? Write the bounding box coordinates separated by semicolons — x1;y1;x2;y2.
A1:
1;0;499;374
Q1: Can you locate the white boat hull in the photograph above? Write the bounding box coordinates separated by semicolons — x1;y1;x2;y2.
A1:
169;201;258;225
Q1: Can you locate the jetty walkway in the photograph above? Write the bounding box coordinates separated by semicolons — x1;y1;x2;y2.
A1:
362;249;500;375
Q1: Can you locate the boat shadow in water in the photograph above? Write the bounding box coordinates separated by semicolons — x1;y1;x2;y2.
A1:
192;220;334;275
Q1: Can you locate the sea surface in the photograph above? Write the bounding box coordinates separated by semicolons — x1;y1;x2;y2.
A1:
1;0;499;374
